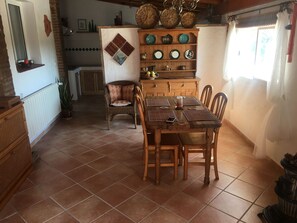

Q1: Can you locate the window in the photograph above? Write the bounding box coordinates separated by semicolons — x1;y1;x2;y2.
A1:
8;3;27;61
6;0;42;72
236;26;275;80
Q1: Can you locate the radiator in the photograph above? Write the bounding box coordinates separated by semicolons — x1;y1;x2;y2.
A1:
22;83;61;143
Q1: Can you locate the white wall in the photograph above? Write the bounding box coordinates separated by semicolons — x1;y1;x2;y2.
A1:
0;0;59;98
60;0;138;66
60;0;137;28
223;25;297;164
228;78;272;141
194;24;296;165
100;27;140;83
0;0;61;143
196;25;227;96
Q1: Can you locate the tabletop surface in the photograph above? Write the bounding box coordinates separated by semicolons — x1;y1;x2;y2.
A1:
145;96;222;132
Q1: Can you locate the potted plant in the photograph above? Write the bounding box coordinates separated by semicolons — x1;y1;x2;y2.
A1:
58;77;73;119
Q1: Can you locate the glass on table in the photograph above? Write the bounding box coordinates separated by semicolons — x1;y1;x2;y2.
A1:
176;96;183;109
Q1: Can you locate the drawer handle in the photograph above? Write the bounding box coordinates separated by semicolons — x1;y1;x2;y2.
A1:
154;84;157;88
181;83;184;87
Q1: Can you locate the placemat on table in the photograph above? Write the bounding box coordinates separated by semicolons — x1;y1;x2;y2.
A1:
148;110;175;121
183;97;200;106
183;109;217;121
146;98;170;107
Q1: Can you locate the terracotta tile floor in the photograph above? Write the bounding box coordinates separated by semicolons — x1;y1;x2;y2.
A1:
0;96;283;223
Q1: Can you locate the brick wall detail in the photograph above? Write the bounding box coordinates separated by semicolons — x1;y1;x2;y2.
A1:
49;0;67;79
0;15;15;96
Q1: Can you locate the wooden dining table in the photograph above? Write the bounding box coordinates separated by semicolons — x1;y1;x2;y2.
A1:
144;96;222;185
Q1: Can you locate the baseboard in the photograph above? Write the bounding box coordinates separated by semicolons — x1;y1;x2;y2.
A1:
223;119;255;147
30;114;61;148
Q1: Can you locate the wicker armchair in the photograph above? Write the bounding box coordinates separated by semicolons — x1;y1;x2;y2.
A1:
104;80;138;130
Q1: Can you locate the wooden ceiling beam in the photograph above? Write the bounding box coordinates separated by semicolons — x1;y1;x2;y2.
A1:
96;0;222;10
214;0;278;15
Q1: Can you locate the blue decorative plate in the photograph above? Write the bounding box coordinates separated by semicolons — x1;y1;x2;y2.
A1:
145;34;156;45
178;34;189;44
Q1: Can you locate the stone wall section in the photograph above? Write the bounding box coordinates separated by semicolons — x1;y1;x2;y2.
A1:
0;15;15;96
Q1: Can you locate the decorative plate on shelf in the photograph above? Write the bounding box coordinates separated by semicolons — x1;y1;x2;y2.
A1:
153;50;163;60
135;4;160;29
178;34;189;44
145;34;156;45
161;34;173;44
184;49;194;59
170;49;180;59
160;7;180;29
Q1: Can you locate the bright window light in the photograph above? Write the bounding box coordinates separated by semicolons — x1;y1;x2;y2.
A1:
236;26;275;81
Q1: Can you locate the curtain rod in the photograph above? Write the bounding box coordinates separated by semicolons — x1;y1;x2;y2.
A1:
228;0;295;19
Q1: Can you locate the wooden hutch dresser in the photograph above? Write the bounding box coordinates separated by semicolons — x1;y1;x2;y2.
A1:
138;28;200;97
0;97;32;210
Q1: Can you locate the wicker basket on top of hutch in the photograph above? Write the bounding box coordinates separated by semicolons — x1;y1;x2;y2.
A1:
138;28;200;97
0;97;32;210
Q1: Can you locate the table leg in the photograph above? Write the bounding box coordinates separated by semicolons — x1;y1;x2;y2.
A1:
155;129;161;185
204;128;213;184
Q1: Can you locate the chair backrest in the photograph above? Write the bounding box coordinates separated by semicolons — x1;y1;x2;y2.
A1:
105;80;138;104
200;85;213;107
135;94;148;147
135;86;145;111
210;92;228;121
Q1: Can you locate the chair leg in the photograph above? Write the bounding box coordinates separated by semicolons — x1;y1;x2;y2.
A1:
107;115;111;130
213;147;219;180
134;113;137;129
143;148;148;181
174;147;178;180
178;146;183;166
183;147;188;180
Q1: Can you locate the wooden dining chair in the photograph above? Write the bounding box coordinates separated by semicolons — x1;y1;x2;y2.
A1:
135;85;145;112
200;85;213;108
135;95;180;181
179;92;228;180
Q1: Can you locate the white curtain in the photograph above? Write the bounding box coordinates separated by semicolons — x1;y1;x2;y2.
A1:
253;11;292;158
223;20;238;81
222;20;238;109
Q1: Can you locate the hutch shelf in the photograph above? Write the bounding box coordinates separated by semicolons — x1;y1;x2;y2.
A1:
138;28;200;97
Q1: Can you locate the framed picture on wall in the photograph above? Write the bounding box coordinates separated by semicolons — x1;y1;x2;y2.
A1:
77;19;87;31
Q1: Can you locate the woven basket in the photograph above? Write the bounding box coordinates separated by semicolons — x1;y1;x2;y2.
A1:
181;12;196;28
135;4;159;29
278;196;297;218
160;7;180;29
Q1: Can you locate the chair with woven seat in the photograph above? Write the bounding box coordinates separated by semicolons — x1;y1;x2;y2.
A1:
200;85;213;108
135;95;180;181
135;85;145;112
104;80;138;130
179;92;228;180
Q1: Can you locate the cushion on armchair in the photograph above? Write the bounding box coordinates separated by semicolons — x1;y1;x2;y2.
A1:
107;84;122;103
122;84;134;102
107;84;135;105
111;100;131;107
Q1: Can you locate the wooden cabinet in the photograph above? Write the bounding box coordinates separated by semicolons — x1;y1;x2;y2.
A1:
138;28;199;79
0;102;32;210
140;78;199;97
80;69;103;95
